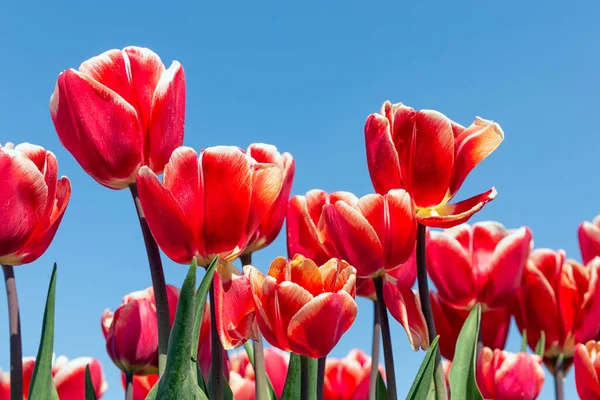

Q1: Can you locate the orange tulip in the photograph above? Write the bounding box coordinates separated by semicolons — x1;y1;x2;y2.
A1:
574;341;600;400
323;349;385;400
579;215;600;264
50;46;185;190
364;101;503;228
136;145;283;266
246;255;357;358
0;142;71;266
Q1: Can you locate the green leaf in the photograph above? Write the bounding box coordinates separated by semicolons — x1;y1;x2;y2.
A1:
308;357;317;400
520;329;527;352
196;361;208;394
147;260;207;399
243;341;277;400
281;353;301;400
535;331;545;357
376;371;388;400
449;304;484;400
85;365;98;400
192;256;218;360
28;264;58;400
406;336;440;400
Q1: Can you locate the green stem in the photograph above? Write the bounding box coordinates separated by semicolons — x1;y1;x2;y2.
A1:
124;373;133;400
129;184;170;376
253;337;268;400
2;265;22;400
209;282;224;399
368;300;381;400
372;277;397;400
300;355;310;400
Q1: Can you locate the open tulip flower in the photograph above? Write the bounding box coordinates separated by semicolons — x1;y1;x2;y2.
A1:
101;284;180;375
427;222;532;359
245;255;358;358
0;142;71;266
323;349;385;400
242;143;295;255
364;101;503;228
514;250;600;367
228;348;289;400
476;347;545;400
50;46;185;190
579;215;600;264
574;340;600;400
136;145;284;266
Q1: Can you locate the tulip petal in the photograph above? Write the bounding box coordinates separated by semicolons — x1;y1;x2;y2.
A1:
268;256;323;297
476;347;495;398
494;352;544;400
574;343;600;400
383;279;429;350
364;113;402;194
288;292;358;358
79;49;134;104
53;357;108;399
385;189;417;267
579;219;600;265
449;117;504;197
430;293;467;360
573;259;600;345
426;231;475;307
480;307;511;351
286;194;331;264
417;188;497;228
148;61;186;173
136;166;196;264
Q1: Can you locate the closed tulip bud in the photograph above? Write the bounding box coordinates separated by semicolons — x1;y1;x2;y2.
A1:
579;216;600;264
243;144;295;254
323;349;385;400
476;347;544;400
120;374;158;400
0;142;71;266
228;348;289;400
574;341;600;400
136;145;283;266
514;252;600;365
50;46;185;190
246;255;358;358
364;101;503;228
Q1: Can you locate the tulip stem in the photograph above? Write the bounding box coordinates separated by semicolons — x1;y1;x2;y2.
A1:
316;356;326;400
124;373;133;400
372;276;397;400
416;223;447;400
2;265;22;400
554;356;564;400
253;337;268;400
209;282;224;400
129;184;171;376
240;253;252;267
368;300;381;400
300;355;310;400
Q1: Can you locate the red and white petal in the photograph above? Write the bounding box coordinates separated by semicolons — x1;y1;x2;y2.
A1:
364;113;402;194
268;255;323;296
574;343;600;400
384;189;417;268
79;49;135;105
287;291;358;358
417;188;497;229
387;245;417;288
494;352;545;400
529;248;565;285
136;166;196;264
53;357;108;400
147;61;186;173
579;219;600;265
471;221;508;270
286;195;331;264
449;117;504;197
426;231;475;307
50;69;143;189
383;279;429;350
430;293;468;360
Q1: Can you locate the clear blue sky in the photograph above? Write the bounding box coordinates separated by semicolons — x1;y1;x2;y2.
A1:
1;1;599;398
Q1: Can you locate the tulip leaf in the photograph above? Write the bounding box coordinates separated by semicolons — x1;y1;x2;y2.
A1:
308;356;318;400
196;361;208;394
192;256;218;360
243;340;277;400
449;304;484;400
406;336;440;400
281;353;301;400
535;331;545;357
84;365;97;400
520;329;528;352
28;264;59;400
376;371;388;400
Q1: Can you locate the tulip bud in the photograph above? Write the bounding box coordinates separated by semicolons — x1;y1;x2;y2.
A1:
324;349;385;400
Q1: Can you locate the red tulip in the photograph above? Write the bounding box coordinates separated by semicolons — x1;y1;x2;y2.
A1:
50;46;185;190
318;189;416;278
53;357;107;400
101;284;180;374
364;101;503;228
0;370;6;399
514;251;600;362
0;143;71;266
0;357;35;399
323;349;385;400
574;341;600;400
579;215;600;264
477;347;544;400
136;146;283;266
242;144;295;254
246;255;358;358
120;374;158;400
228;348;289;400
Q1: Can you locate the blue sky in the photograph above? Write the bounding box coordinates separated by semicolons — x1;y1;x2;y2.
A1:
1;0;599;398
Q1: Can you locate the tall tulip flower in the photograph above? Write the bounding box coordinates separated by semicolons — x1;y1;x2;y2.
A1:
242;144;295;255
246;255;357;358
476;347;545;400
0;142;71;266
427;222;532;359
228;348;289;400
514;251;600;367
364;101;503;228
136;145;284;266
579;215;600;264
574;341;600;400
323;349;385;400
50;46;185;190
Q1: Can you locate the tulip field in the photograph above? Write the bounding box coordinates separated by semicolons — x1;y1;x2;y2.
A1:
1;3;599;400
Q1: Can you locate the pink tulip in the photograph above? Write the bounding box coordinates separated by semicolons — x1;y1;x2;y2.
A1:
323;349;385;400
